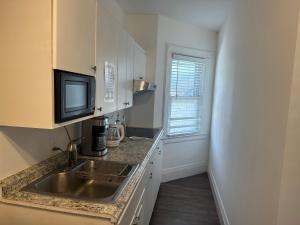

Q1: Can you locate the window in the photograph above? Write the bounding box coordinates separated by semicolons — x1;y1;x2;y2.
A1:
165;50;211;137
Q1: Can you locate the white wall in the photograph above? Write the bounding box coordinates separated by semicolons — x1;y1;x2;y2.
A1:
277;12;300;225
162;136;209;182
209;0;300;225
0;124;80;180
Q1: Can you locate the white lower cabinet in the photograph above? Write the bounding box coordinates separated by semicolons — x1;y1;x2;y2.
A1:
129;188;145;225
144;142;163;225
119;141;163;225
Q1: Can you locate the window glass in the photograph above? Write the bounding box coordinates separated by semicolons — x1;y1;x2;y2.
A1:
167;53;208;136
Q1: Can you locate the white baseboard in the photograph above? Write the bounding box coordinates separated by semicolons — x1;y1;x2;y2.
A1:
162;163;207;183
208;169;230;225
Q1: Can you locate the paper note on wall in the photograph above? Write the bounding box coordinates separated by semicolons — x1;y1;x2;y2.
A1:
104;61;115;102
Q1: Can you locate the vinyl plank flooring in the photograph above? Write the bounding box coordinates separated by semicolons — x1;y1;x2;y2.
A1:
150;173;220;225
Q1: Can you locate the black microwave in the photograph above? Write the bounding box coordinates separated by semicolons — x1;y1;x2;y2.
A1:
54;70;95;123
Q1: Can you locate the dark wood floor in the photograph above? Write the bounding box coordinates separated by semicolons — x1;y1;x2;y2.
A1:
150;173;220;225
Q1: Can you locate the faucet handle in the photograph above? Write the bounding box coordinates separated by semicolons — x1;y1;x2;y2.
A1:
52;147;64;152
71;137;84;144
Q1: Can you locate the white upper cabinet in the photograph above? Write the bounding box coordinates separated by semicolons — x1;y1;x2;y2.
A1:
126;36;135;108
133;43;147;80
53;0;97;76
117;26;129;110
96;1;137;113
0;0;96;129
117;28;135;110
95;2;118;115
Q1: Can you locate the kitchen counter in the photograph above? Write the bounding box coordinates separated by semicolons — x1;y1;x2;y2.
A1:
0;129;164;223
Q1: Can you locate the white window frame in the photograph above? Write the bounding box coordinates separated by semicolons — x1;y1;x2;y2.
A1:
163;44;215;139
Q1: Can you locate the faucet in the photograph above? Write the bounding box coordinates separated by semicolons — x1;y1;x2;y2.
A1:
52;126;80;167
53;139;79;167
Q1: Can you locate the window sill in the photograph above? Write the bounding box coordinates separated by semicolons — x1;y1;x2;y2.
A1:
162;133;209;144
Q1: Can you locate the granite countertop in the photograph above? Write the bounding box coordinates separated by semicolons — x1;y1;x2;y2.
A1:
0;129;164;223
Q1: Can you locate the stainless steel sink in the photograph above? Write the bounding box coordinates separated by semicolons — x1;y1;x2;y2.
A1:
22;160;139;202
77;160;135;176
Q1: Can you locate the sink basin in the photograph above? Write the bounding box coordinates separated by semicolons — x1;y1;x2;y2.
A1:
35;172;84;194
77;160;135;176
22;160;139;202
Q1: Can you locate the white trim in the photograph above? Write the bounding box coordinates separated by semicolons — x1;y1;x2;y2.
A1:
162;163;207;183
208;169;230;225
163;43;215;138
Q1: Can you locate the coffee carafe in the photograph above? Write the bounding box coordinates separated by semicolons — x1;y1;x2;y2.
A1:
106;123;125;147
81;116;109;156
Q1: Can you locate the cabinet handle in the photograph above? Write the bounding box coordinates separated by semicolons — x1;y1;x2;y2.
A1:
158;150;162;155
150;161;154;165
133;215;140;225
149;172;153;179
97;107;102;112
91;66;97;72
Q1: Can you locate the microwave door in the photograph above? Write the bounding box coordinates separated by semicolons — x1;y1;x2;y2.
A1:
54;70;95;123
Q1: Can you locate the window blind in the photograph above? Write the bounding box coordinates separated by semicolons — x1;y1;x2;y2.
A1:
167;53;208;136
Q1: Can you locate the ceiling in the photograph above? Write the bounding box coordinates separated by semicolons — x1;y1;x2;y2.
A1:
116;0;232;31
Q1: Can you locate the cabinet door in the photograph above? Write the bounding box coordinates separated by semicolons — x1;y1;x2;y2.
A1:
144;170;153;225
133;43;146;80
95;3;118;115
53;0;97;76
126;36;135;108
144;143;163;225
135;201;145;225
135;188;146;225
117;26;129;110
153;143;163;195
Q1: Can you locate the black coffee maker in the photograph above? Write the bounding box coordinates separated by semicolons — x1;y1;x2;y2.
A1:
81;116;109;156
